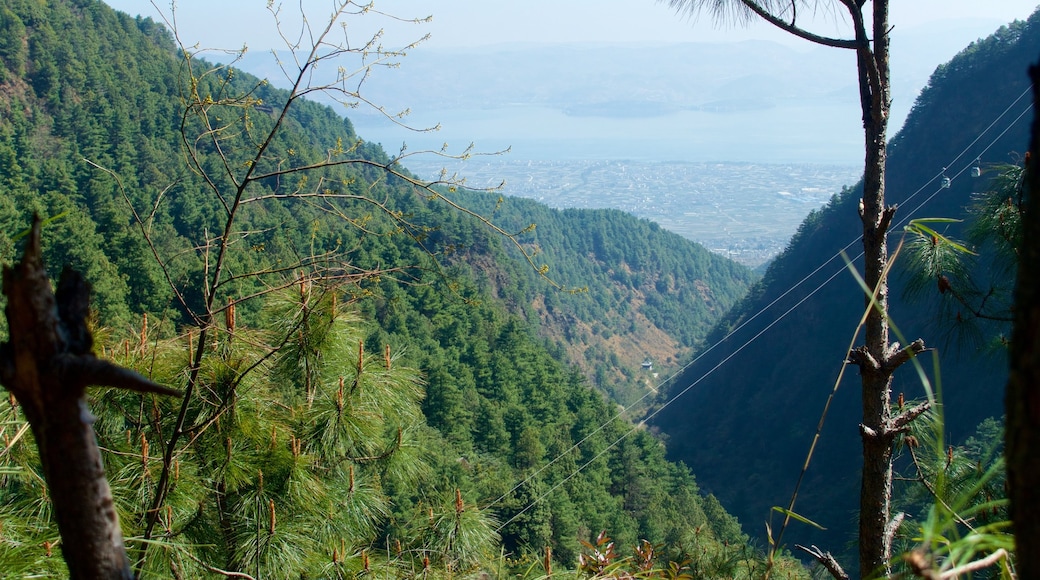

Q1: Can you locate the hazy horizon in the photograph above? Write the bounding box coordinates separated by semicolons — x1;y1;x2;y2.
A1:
103;1;1037;167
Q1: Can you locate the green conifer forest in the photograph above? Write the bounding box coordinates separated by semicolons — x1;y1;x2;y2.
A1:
2;0;1036;577
0;1;777;577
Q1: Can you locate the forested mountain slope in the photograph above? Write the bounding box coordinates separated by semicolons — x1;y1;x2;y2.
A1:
650;10;1038;556
0;4;753;408
454;198;753;406
0;0;763;575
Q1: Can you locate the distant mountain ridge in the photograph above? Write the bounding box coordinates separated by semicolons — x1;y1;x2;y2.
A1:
649;9;1038;558
240;23;1006;124
240;40;864;163
231;17;1013;164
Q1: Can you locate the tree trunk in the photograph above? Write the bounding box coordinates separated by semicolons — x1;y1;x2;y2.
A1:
848;2;916;577
1006;61;1040;580
0;217;176;579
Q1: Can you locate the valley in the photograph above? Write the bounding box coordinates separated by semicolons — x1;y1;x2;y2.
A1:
1;1;1035;577
402;157;862;267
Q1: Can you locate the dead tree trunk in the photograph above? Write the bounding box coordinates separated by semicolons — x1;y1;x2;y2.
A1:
1006;62;1040;580
0;217;177;579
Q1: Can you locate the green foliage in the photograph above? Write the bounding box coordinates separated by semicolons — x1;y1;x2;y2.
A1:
0;413;67;577
384;274;737;562
969;164;1025;263
891;410;1014;578
0;284;777;576
0;0;768;576
902;162;1024;351
1;291;482;578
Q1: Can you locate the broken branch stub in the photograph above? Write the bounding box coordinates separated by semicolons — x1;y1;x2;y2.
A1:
0;217;178;579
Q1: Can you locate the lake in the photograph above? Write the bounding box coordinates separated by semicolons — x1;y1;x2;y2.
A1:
350;99;864;165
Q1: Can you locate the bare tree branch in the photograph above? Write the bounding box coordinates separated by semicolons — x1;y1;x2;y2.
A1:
739;0;857;48
795;544;849;580
135;2;576;559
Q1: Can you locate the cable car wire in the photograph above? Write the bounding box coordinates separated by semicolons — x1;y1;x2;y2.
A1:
488;85;1032;531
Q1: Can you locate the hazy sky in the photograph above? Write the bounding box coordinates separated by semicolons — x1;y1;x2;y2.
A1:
107;1;1038;50
103;1;1039;164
